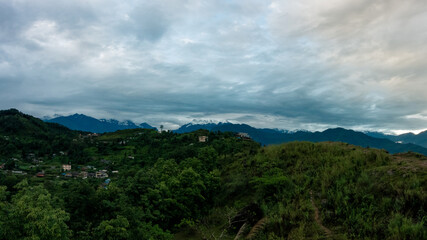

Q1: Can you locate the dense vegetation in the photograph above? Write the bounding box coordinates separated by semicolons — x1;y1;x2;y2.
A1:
0;110;426;239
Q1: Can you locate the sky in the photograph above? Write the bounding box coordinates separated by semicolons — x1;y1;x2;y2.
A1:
1;0;427;133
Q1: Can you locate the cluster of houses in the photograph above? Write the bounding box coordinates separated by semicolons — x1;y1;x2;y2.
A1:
60;164;116;179
8;164;118;179
1;158;118;179
76;133;100;143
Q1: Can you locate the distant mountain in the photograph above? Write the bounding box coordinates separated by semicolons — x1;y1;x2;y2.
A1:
46;114;157;133
139;122;156;129
175;122;222;133
364;131;389;139
175;122;427;155
365;131;427;148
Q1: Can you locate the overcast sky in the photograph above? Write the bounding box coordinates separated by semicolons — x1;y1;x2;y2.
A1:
1;0;427;133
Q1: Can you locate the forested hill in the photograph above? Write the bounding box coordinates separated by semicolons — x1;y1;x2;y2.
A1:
0;110;426;239
0;109;76;137
0;109;83;160
176;122;427;155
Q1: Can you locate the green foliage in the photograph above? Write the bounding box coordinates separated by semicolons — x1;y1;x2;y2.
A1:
0;186;9;239
94;215;130;240
131;222;173;240
387;213;426;240
3;180;71;240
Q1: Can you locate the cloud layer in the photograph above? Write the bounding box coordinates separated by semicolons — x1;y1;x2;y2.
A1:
1;0;426;132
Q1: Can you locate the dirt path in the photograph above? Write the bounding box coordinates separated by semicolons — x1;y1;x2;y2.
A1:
310;190;332;238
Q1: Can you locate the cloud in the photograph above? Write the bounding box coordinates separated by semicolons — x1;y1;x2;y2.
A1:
0;0;426;132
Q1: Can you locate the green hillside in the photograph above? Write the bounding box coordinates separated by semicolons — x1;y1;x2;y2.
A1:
0;109;84;164
0;109;74;136
0;111;426;240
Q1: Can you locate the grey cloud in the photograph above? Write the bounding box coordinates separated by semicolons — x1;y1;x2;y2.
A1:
0;0;426;133
130;3;170;41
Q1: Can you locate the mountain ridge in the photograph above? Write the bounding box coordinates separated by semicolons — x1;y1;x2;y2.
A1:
365;130;427;148
175;122;427;155
46;113;157;133
5;109;427;156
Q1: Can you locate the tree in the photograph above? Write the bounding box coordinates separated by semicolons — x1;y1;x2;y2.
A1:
93;215;130;240
0;186;10;239
5;180;71;240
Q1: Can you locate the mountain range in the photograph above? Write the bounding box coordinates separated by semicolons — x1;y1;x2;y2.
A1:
46;114;157;133
35;112;427;156
365;131;427;148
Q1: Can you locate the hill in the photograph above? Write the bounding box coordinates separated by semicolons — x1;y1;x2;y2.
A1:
0;109;74;137
0;109;83;159
46;114;157;133
175;122;427;155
